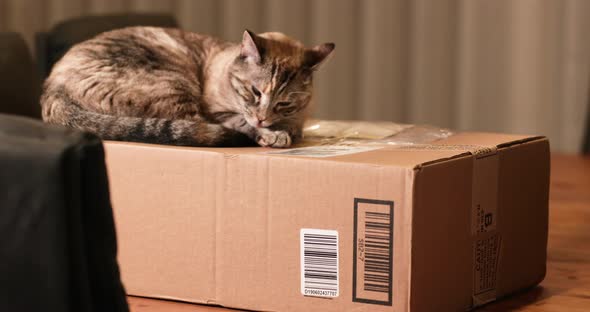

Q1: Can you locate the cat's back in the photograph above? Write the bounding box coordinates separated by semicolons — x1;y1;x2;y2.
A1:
51;26;222;77
42;27;227;119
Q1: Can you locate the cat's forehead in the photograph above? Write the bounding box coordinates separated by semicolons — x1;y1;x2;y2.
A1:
263;57;300;74
259;33;306;67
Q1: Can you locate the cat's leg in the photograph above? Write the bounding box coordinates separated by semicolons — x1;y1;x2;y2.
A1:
220;114;292;148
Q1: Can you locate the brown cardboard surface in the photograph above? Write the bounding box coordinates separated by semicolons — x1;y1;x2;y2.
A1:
104;130;549;312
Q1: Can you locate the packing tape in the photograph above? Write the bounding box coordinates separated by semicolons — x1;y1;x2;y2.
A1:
300;120;453;147
471;147;501;308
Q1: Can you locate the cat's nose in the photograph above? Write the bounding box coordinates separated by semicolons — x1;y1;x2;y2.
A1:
256;117;267;127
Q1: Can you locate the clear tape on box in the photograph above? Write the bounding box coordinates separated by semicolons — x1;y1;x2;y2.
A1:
299;119;453;147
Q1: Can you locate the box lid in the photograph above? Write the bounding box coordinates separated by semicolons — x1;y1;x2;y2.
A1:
104;130;543;169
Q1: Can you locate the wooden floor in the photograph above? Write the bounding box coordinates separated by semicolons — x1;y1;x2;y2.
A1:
128;154;590;312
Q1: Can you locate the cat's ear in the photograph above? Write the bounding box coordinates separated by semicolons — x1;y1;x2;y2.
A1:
303;43;335;70
241;30;265;63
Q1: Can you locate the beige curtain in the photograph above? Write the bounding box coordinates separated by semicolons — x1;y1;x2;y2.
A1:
1;0;588;152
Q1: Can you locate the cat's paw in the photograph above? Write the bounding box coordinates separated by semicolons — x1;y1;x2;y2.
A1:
256;130;292;148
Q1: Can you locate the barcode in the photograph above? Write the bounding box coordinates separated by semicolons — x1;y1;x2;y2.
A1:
300;229;339;298
363;211;392;293
353;198;393;306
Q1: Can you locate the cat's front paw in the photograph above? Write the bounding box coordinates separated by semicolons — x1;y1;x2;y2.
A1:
256;129;292;148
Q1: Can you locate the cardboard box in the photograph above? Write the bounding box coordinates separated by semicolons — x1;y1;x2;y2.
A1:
104;124;550;312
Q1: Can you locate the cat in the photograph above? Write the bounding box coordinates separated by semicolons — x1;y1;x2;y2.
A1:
41;27;334;147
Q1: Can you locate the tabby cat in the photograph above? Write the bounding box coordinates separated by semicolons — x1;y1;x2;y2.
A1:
41;27;334;147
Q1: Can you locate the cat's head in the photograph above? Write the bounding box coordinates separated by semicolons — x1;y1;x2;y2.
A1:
229;30;334;128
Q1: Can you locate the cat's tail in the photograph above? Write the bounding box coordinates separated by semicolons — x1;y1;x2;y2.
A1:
41;87;252;147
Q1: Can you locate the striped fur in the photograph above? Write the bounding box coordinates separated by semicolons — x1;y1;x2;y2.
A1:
41;27;334;147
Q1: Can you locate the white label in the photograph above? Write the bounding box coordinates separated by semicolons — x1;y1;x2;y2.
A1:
300;229;339;298
268;145;381;158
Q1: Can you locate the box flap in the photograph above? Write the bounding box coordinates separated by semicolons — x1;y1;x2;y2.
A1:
409;135;549;311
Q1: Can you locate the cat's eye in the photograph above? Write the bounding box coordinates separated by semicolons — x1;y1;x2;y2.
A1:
276;101;291;107
282;107;297;115
251;86;261;97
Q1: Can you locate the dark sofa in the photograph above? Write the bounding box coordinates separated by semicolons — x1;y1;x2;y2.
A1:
0;13;177;311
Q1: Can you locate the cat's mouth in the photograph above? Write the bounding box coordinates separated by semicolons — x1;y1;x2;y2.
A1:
245;115;272;128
